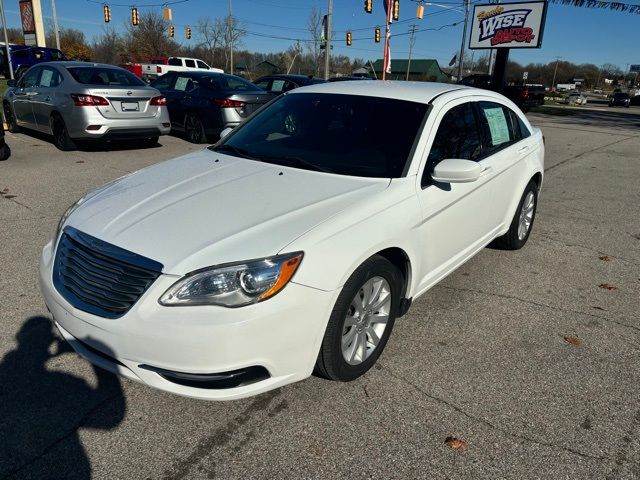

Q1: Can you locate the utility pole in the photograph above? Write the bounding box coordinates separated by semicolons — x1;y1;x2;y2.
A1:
406;24;417;81
228;0;234;75
51;0;60;50
0;0;12;79
551;56;561;91
456;0;470;82
324;0;333;80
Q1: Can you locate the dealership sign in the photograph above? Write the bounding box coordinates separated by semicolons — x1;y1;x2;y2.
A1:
469;1;548;49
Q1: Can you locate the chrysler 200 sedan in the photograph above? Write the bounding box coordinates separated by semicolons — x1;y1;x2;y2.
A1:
39;81;544;400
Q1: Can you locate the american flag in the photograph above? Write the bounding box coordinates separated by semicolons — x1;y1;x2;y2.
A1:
382;0;392;74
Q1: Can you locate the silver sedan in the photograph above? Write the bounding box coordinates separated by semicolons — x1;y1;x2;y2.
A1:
2;61;171;150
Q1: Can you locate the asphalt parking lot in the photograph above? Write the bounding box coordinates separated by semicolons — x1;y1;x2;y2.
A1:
1;107;639;480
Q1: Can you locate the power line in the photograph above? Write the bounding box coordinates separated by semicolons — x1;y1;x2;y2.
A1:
85;0;189;7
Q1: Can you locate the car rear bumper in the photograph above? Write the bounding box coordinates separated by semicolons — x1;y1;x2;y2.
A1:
39;241;337;401
65;107;171;139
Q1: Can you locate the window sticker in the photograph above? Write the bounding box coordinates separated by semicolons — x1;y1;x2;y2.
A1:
483;107;510;146
174;76;189;91
271;79;285;92
40;69;54;87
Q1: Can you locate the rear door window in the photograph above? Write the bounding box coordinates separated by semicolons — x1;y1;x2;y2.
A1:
38;67;62;87
184;59;196;68
477;101;525;156
173;75;195;92
151;73;174;91
168;58;182;66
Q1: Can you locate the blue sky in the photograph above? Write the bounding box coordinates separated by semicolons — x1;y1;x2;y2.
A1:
3;0;638;70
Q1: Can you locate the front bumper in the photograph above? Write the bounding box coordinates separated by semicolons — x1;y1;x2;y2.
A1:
39;241;338;400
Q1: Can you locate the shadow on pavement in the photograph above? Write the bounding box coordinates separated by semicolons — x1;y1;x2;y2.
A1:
530;105;640;130
0;316;126;480
8;128;164;152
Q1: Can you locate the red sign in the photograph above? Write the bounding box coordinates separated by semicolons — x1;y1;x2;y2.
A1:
20;0;36;35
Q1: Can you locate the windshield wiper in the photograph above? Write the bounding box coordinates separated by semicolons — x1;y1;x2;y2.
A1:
210;144;257;160
258;155;334;173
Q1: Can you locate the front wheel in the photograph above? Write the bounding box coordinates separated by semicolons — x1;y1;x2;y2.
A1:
184;113;206;144
315;255;402;382
494;180;538;250
3;102;20;133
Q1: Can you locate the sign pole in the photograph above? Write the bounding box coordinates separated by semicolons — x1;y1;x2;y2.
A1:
491;48;509;92
324;0;332;80
382;0;391;81
50;0;60;49
0;0;12;79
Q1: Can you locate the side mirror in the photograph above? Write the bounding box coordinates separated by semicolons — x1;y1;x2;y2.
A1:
220;127;233;139
6;79;15;87
431;159;482;183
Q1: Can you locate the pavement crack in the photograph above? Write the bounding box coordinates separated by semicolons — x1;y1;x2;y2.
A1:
544;136;635;173
379;365;609;462
437;284;640;336
0;194;33;211
537;232;640;268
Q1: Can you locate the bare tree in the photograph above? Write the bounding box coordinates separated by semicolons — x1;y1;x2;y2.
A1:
306;6;322;77
123;10;180;62
221;15;245;72
92;26;124;65
196;17;225;67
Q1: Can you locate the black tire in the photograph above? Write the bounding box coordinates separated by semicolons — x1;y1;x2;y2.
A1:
0;142;10;161
144;136;159;147
184;112;205;144
50;114;77;151
315;255;402;382
3;102;20;133
493;180;538;250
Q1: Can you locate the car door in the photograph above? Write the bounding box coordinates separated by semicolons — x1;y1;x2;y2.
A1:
31;66;62;133
475;100;537;227
414;99;502;293
12;66;41;128
151;73;177;124
169;74;195;129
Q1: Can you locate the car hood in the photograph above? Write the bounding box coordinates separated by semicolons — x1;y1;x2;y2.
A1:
66;149;390;275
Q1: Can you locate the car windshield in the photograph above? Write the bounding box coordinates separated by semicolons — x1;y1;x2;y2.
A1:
66;67;145;86
210;92;428;178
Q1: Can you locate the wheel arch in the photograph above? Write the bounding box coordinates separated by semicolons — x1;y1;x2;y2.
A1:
374;247;412;300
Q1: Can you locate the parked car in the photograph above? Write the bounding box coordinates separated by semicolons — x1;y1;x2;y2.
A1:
328;76;370;82
39;81;544;400
609;92;630;107
3;61;170;150
0;44;66;79
150;71;271;143
253;74;325;95
141;56;223;83
460;74;545;112
564;91;587;105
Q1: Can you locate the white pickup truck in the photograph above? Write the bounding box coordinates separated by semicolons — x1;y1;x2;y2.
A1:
141;57;224;82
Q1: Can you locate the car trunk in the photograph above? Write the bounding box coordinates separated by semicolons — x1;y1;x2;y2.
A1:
225;91;271;118
90;88;159;119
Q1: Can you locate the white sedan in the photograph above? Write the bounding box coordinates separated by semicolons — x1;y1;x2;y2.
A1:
39;81;544;400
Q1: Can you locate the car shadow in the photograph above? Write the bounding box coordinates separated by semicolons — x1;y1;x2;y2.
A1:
9;128;165;152
0;316;126;480
529;105;640;130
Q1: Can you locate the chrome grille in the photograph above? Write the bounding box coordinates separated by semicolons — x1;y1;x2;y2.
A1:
53;227;163;319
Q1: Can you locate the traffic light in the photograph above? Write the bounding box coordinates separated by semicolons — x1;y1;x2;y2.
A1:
103;4;111;23
169;24;175;37
374;27;381;43
131;7;139;26
416;3;424;19
346;31;352;46
392;0;400;21
186;26;192;40
364;0;372;13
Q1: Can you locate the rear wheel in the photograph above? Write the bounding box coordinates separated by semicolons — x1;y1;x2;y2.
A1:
184;113;205;144
50;114;77;151
315;255;401;382
494;180;538;250
3;102;20;133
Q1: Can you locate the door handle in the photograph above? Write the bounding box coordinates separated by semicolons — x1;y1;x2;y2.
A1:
518;145;530;155
480;166;493;176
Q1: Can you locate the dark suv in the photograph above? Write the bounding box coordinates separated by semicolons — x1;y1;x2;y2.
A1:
0;45;66;79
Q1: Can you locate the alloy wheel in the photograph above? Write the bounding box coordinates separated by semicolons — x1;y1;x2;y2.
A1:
185;114;203;143
518;191;535;240
341;276;391;365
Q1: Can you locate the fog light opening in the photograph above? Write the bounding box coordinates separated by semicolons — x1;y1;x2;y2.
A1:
86;125;102;131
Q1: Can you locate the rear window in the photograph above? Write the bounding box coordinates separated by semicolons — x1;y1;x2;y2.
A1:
614;92;629;99
221;75;261;92
66;67;145;86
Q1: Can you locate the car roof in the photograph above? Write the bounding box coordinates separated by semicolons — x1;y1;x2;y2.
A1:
289;80;471;104
257;74;321;84
40;61;126;69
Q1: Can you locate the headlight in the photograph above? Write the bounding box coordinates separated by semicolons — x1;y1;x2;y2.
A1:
159;252;304;308
53;175;131;243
